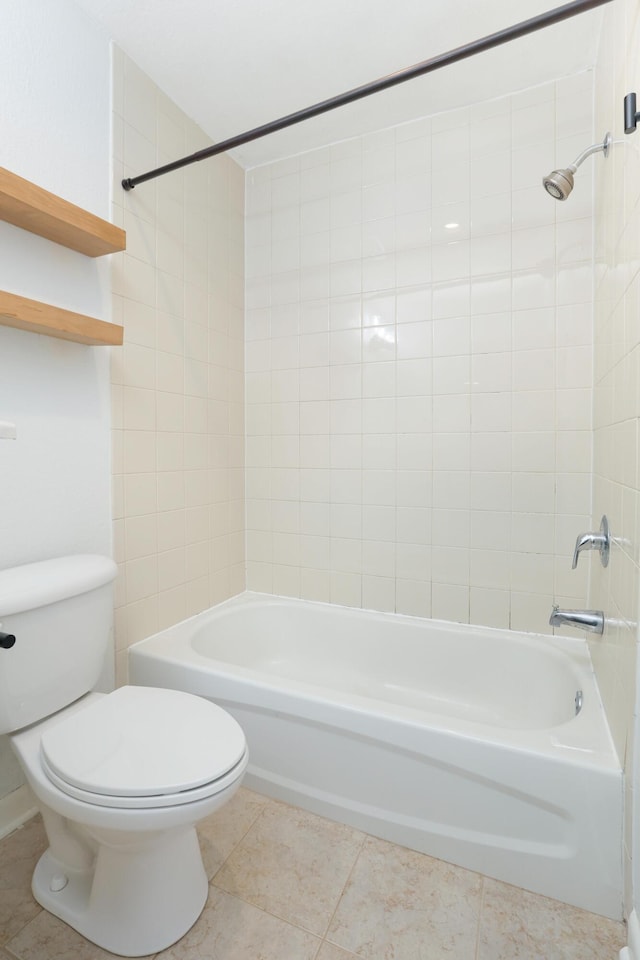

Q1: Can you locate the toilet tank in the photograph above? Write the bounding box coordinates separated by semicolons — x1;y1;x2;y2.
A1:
0;555;117;734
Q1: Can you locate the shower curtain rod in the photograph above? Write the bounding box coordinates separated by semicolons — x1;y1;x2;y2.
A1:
121;0;613;191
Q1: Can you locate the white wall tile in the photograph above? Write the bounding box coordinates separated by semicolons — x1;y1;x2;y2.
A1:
431;582;469;623
113;52;244;674
244;76;595;642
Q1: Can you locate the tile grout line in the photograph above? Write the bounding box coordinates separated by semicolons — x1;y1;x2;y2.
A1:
474;875;487;960
207;793;273;884
2;947;23;960
319;830;369;952
202;882;325;953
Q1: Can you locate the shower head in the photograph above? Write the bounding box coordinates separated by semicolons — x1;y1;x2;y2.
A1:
542;166;575;200
542;132;612;200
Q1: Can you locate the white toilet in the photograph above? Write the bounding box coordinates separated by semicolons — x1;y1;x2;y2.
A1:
0;554;248;957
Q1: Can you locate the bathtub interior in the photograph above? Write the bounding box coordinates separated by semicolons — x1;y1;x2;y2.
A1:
182;593;594;731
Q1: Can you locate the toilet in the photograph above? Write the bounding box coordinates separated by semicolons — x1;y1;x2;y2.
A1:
0;554;248;957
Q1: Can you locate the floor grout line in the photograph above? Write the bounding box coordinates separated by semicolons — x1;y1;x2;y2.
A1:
2;948;23;960
201;884;325;953
474;875;487;960
206;791;273;883
320;830;369;950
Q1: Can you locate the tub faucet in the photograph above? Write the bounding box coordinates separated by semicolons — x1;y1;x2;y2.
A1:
549;605;605;635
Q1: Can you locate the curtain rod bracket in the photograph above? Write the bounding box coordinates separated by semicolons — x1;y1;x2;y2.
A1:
624;92;640;133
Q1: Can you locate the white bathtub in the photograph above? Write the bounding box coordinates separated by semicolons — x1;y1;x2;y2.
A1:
128;592;622;919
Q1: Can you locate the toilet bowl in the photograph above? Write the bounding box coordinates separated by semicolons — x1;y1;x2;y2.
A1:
11;687;248;957
0;556;248;957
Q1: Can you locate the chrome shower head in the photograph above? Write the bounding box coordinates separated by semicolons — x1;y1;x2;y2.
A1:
543;166;576;200
542;132;612;200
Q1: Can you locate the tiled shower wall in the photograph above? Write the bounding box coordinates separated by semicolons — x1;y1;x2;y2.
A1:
593;0;640;910
245;73;595;633
110;49;245;682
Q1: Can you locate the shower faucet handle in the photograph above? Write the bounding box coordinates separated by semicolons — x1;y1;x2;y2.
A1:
572;515;610;569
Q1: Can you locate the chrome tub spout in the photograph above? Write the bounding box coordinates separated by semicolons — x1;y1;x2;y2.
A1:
549;605;605;635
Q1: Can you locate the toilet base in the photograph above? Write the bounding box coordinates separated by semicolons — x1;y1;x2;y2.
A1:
32;825;208;957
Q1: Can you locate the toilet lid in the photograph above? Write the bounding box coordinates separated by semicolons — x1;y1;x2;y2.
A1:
40;686;246;804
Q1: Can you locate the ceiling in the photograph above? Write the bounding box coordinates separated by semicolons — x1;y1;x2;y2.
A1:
73;0;606;169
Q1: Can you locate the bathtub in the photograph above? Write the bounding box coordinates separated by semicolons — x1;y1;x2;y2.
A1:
128;592;622;920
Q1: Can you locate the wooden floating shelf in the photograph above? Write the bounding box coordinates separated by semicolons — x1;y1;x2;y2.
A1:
0;166;126;258
0;290;123;346
0;167;126;345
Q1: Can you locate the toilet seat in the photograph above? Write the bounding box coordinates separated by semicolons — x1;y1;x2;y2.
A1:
39;686;247;810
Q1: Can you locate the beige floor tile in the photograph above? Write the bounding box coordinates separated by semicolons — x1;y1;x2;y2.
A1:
156;886;320;960
327;835;482;960
0;816;47;945
477;878;627;960
0;801;629;960
6;911;124;960
213;801;365;936
197;787;271;878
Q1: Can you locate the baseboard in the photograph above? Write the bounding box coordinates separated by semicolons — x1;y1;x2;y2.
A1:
0;784;37;840
621;910;640;960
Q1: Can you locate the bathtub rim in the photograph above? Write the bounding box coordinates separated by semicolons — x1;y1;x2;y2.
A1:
128;591;620;773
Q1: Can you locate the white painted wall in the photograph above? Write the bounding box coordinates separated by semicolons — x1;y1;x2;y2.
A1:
0;0;114;800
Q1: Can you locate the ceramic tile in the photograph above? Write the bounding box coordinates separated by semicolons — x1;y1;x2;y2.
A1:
197;787;272;879
6;910;122;960
326;836;482;960
0;816;47;944
155;887;320;960
213;802;365;936
477;879;627;960
114;52;245;652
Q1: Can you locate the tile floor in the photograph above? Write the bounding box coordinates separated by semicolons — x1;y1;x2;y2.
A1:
0;787;627;960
